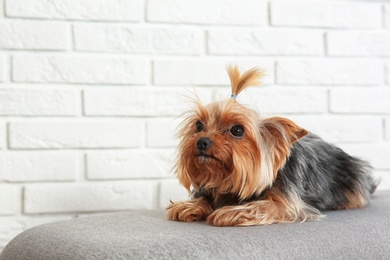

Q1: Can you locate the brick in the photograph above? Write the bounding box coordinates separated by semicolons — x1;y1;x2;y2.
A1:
276;59;383;85
271;1;381;28
330;88;390;113
0;0;3;18
0;185;18;215
386;117;390;141
5;0;141;22
84;88;212;117
0;88;79;116
147;0;267;26
387;62;390;85
0;21;69;50
236;87;327;114
147;119;180;148
87;150;174;180
338;144;390;170
0;121;5;149
290;116;382;143
153;59;274;86
0;152;78;182
374;171;390;191
208;29;323;56
327;32;390;57
0;215;71;249
385;5;390;28
12;55;146;85
0;55;5;82
9;121;143;149
74;24;202;55
24;182;155;213
159;180;189;209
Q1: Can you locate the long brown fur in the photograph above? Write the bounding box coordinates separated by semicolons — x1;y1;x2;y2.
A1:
206;188;321;226
227;65;264;97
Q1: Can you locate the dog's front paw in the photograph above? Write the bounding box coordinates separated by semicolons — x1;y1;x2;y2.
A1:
207;207;257;227
167;198;213;222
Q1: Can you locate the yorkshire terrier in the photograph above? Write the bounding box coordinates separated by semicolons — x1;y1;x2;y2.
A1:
167;66;378;226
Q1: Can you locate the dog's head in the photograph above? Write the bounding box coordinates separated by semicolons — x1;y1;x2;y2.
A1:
176;66;308;200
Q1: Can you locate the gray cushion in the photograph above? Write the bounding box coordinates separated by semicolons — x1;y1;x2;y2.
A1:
1;190;390;260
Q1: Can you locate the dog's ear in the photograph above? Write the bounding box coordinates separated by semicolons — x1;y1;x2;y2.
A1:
260;117;308;145
260;117;308;172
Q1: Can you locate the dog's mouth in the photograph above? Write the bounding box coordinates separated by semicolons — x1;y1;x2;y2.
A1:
195;152;229;171
196;153;220;162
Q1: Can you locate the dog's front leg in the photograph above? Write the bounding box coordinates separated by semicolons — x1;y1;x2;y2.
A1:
167;197;213;222
207;192;321;226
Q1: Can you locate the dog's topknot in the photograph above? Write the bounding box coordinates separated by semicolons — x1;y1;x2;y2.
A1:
226;65;264;98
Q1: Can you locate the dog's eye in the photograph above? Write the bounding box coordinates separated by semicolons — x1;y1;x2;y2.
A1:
229;125;245;138
195;121;205;133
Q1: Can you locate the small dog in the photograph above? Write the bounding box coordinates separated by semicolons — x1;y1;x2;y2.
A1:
167;66;378;226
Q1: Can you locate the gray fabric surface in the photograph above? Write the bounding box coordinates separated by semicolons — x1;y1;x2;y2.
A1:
1;190;390;260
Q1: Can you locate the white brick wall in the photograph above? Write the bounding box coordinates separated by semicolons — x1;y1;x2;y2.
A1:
0;55;5;82
330;88;390;113
386;62;390;84
83;87;207;116
0;152;78;182
86;150;174;179
1;0;389;250
9;121;143;149
5;0;142;22
238;87;328;114
0;122;6;149
327;32;390;56
386;117;390;140
153;59;274;85
74;25;203;55
386;5;390;28
146;119;180;147
207;29;324;56
290;116;383;143
0;21;69;50
270;2;382;28
159;179;189;208
24;181;155;214
276;59;383;85
0;185;19;215
13;55;147;84
0;88;79;116
147;0;267;25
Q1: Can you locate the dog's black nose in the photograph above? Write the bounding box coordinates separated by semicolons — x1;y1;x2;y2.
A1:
197;137;212;151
